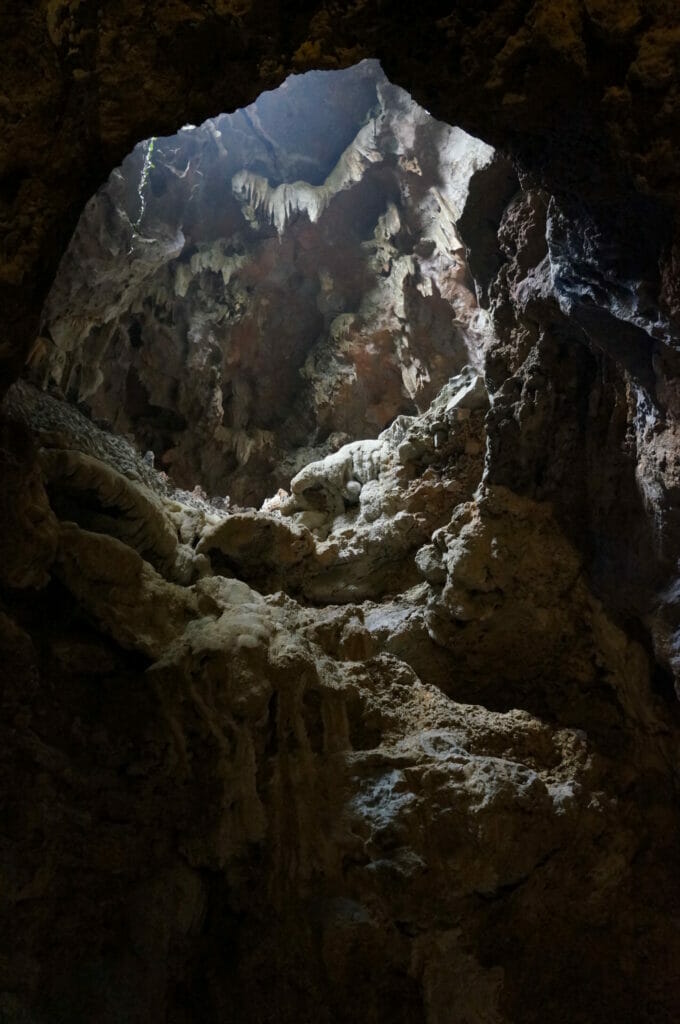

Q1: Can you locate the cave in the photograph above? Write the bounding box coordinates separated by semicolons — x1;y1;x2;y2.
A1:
31;61;499;510
1;6;680;1024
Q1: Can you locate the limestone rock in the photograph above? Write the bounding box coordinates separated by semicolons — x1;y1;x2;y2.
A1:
34;64;492;505
2;9;680;1021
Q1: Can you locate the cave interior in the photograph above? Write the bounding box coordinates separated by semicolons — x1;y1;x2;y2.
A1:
1;8;680;1024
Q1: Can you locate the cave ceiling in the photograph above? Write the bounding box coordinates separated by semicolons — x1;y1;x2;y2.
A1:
2;1;679;380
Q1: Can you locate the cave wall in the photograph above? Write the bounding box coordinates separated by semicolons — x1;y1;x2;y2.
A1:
4;1;680;637
34;64;493;505
2;3;680;1023
3;367;680;1024
3;1;679;382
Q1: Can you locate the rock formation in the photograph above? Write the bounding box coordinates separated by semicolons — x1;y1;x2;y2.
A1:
4;364;678;1023
34;63;494;506
1;6;680;1024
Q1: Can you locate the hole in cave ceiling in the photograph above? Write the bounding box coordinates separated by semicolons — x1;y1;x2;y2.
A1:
31;60;498;508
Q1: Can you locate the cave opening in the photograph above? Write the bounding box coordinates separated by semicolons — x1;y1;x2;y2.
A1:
26;59;503;513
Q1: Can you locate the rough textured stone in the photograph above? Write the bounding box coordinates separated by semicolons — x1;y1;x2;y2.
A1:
3;2;680;381
2;344;679;1022
34;64;491;505
1;5;680;1024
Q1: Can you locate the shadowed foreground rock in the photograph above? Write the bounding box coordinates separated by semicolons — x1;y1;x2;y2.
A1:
2;364;680;1022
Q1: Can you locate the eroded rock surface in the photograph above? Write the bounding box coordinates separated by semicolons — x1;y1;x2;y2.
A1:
2;351;680;1023
2;12;680;1024
34;63;494;506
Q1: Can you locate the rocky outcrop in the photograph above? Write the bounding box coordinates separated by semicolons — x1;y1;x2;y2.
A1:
199;369;487;602
2;365;679;1023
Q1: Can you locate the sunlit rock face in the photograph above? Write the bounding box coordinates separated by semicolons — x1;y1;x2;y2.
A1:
36;61;498;505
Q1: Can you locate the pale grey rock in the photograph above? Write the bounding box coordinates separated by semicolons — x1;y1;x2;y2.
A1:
33;65;494;506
